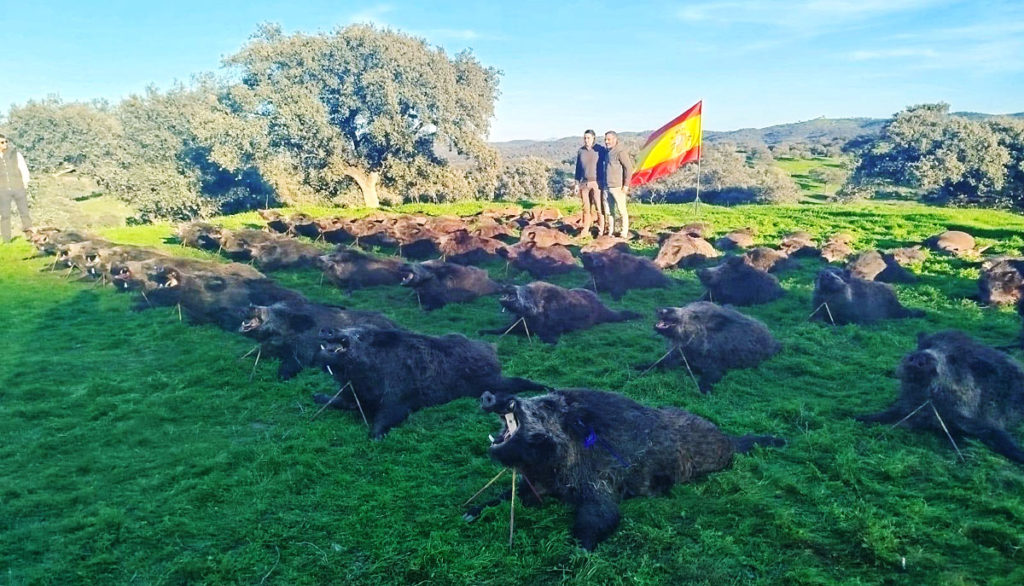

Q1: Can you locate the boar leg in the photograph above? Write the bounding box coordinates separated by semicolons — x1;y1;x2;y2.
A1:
572;492;621;551
370;404;412;440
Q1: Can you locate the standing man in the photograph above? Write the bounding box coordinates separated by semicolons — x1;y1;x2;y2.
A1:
574;129;605;236
601;131;632;237
0;134;32;243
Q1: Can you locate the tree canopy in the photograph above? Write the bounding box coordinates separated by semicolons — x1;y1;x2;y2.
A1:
203;23;501;207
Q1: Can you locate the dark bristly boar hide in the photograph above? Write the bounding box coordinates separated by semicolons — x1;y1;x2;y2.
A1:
239;300;396;380
857;330;1024;464
314;327;547;438
249;238;324;271
640;302;781;393
479;281;641;343
821;233;855;263
316;217;357;244
888;246;927;266
580;236;631;254
258;209;290;234
470;216;518;243
697;256;784;306
400;260;500;310
811;267;924;325
925;230;976;257
714;227;756;250
471;388;784;550
177;221;225;252
499;242;578;278
778;231;820;257
218;229;284;262
846;250;917;283
521;225;574;248
653;231;719;269
438;230;507;266
83;245;167;280
316;248;408;290
144;260;304;329
288;213;321;239
580;249;672;300
392;222;441;260
741;247;795;273
978;257;1024;306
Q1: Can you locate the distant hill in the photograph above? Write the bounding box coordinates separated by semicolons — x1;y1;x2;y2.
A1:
491;112;1024;163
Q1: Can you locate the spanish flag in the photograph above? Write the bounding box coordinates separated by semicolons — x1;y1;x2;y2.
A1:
630;100;702;188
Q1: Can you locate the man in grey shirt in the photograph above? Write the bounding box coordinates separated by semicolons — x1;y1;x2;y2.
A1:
574;129;605;236
600;131;632;237
0;134;32;243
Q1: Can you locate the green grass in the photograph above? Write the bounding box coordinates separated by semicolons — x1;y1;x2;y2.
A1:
3;200;1024;585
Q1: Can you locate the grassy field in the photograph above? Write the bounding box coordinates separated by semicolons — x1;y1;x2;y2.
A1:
3;199;1024;585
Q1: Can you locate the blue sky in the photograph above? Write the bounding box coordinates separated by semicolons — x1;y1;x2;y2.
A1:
3;0;1021;141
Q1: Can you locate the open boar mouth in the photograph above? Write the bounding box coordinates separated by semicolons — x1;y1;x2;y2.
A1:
490;411;520;446
240;317;262;332
654;319;676;332
158;274;179;288
400;271;416;285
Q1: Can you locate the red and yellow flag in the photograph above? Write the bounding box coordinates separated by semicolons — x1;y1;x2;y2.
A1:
630;100;702;188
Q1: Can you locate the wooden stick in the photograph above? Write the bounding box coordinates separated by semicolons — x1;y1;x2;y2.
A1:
349;382;369;428
311;381;350;420
176;303;183;322
248;347;262;381
639;347;675;376
461;468;509;506
509;469;517;548
239;345;260;360
498;316;525;340
677;348;701;392
888;400;931;429
930;403;965;462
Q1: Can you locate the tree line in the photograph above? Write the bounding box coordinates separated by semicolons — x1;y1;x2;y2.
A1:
3;24;1021;222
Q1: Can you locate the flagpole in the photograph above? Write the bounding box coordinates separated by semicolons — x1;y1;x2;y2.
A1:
693;99;703;215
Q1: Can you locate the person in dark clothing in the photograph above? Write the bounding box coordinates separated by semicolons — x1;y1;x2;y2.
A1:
600;131;633;237
0;134;32;243
574;129;605;236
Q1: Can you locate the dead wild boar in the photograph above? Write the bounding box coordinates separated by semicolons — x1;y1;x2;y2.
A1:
857;330;1024;464
697;256;784;306
639;302;781;393
479;281;641;343
400;260;500;310
811;267;924;325
316;248;408;290
580;249;672;300
314;327;547;438
499;242;578;278
469;388;784;550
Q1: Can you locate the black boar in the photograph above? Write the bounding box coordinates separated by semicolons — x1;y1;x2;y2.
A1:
715;227;755;250
258;209;290;234
400;260;500;310
316;248;408;290
479;281;641;343
697;256;784;306
978;257;1024;306
239;300;396;379
470;388;784;550
499;242;577;278
925;230;976;256
811;267;924;325
639;302;781;393
439;230;507;265
821;234;855;263
847;250;917;283
218;229;284;262
653;231;719;269
580;249;672;300
741;247;795;273
521;225;573;248
250;238;323;271
857;330;1024;464
778;231;819;257
314;327;547;438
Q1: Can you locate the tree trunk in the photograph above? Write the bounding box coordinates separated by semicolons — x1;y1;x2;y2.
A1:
347;168;381;208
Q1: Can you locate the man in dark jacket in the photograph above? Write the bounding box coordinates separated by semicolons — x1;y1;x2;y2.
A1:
574;129;605;236
0;134;32;243
600;131;632;237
